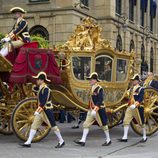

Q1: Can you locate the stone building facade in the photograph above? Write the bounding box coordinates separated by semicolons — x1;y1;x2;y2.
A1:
0;0;157;73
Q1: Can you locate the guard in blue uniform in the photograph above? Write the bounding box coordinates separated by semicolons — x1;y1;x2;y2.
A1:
119;74;147;143
21;72;65;148
74;72;111;146
0;7;30;57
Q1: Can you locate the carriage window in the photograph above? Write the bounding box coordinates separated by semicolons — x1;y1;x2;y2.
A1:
72;57;91;80
116;59;128;81
96;56;112;82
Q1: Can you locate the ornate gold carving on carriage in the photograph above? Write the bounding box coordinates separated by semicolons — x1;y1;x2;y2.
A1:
0;17;157;142
0;56;24;134
62;17;112;51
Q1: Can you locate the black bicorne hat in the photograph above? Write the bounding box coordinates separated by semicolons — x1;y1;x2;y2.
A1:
10;7;27;14
32;72;51;82
131;74;140;81
86;72;100;82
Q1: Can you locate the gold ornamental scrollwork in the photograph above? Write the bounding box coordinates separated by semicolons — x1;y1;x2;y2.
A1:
0;55;12;72
62;17;112;52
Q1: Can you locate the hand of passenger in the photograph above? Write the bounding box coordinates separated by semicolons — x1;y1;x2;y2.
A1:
34;111;40;116
91;110;96;117
130;104;136;109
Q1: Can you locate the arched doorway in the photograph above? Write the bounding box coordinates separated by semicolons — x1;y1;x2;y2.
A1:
29;25;49;40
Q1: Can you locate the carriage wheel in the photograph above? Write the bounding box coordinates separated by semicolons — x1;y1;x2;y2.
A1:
0;102;13;135
131;88;158;136
11;97;51;142
107;108;124;128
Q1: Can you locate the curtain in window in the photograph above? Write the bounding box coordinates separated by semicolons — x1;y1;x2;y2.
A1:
150;0;157;18
140;0;148;12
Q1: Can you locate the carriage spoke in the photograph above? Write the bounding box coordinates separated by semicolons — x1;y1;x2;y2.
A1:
38;128;45;136
17;113;28;120
146;116;152;132
151;112;158;117
18;123;29;132
151;106;158;111
149;115;158;126
25;126;31;137
16;120;28;124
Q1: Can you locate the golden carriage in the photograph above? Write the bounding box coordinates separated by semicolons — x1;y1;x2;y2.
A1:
0;17;158;142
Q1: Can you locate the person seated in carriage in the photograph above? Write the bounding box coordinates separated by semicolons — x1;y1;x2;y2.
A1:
0;7;30;57
143;72;158;91
100;60;112;82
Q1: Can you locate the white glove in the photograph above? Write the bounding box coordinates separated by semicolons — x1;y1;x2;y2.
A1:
34;111;40;116
1;38;5;42
91;110;96;117
130;104;136;109
1;37;11;42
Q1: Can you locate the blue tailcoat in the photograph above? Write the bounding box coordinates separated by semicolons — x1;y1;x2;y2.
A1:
90;85;108;126
10;17;30;43
130;86;145;124
33;85;56;127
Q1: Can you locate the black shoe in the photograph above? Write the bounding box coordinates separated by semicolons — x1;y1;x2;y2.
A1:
20;143;31;148
55;141;65;148
74;140;85;146
102;140;111;146
139;138;147;143
118;138;128;142
72;125;79;129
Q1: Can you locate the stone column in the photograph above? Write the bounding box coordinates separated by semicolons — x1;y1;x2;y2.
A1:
135;0;140;26
155;46;158;74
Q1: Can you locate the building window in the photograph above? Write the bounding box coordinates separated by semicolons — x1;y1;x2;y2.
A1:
150;0;157;31
29;0;49;2
141;44;148;74
150;47;154;72
150;16;154;32
116;35;122;51
29;25;49;40
140;9;144;26
140;0;148;27
129;40;135;52
129;0;134;21
116;0;122;15
141;44;145;63
81;0;89;7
